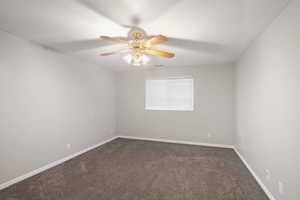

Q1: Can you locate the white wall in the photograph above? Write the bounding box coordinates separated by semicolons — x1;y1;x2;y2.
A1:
0;30;116;184
116;65;235;145
236;1;300;199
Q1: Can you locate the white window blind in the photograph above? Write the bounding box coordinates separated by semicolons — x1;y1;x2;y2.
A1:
145;78;194;111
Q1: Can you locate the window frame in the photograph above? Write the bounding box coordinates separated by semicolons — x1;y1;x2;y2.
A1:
144;76;194;112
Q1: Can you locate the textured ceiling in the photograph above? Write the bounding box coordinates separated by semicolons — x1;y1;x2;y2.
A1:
0;0;289;70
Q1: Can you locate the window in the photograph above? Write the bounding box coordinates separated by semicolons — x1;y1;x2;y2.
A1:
145;77;194;111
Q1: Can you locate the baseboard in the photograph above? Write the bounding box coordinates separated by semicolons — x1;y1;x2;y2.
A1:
118;135;234;149
233;147;276;200
0;136;118;191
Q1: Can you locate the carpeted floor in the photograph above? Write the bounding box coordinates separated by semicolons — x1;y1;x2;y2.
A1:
0;138;269;200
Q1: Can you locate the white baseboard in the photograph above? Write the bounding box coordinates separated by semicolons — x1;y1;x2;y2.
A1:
233;147;276;200
118;135;234;149
0;136;118;191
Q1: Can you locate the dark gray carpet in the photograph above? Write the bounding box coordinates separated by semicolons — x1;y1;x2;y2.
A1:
0;138;269;200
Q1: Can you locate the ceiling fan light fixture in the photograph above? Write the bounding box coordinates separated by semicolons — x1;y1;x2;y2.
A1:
123;53;150;66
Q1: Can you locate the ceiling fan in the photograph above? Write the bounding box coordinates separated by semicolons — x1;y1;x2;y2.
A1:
48;0;231;69
100;27;175;66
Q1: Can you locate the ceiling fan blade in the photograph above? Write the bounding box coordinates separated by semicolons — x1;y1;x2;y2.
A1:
146;35;168;47
163;37;230;54
47;38;128;53
78;0;139;27
100;36;127;44
78;0;181;27
145;49;175;58
101;49;127;56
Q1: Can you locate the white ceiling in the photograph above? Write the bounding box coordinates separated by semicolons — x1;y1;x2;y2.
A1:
0;0;289;71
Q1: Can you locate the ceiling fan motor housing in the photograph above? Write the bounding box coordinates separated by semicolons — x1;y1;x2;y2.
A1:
128;27;147;40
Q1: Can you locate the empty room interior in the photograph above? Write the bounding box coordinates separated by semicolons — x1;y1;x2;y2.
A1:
0;0;299;199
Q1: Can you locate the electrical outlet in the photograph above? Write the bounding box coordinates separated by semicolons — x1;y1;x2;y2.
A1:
67;144;71;149
265;169;271;181
208;133;212;138
278;181;284;195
